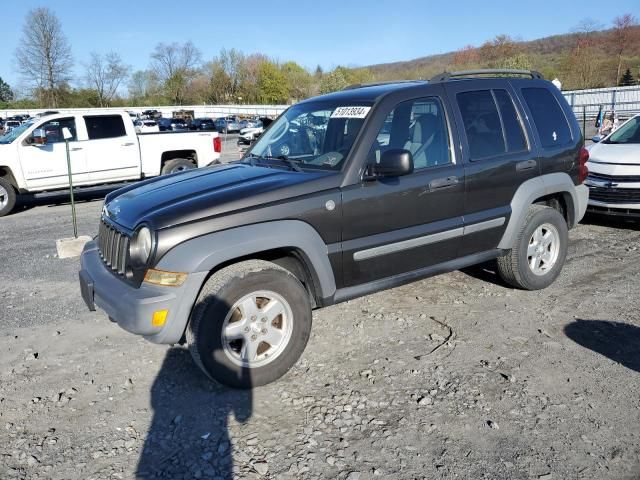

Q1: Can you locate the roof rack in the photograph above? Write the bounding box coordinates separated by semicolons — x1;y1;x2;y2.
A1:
343;80;425;90
430;69;544;82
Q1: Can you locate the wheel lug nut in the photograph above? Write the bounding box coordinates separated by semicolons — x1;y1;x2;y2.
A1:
261;328;267;334
251;315;257;321
261;317;267;323
251;335;257;341
244;327;250;332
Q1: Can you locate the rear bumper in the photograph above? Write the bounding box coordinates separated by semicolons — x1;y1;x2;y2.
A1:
575;184;589;225
79;241;208;344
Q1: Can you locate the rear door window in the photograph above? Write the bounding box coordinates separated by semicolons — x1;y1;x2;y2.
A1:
494;89;527;152
84;115;127;140
457;90;505;160
521;87;572;148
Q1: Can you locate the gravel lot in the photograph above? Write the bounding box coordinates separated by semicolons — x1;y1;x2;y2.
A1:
0;140;639;479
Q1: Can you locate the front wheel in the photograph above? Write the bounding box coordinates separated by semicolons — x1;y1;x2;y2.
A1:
0;177;17;217
496;205;568;290
187;260;312;389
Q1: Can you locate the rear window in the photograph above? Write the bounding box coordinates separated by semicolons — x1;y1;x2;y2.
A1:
521;87;572;148
84;115;127;140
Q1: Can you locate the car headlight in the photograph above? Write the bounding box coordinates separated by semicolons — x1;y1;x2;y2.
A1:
130;226;154;266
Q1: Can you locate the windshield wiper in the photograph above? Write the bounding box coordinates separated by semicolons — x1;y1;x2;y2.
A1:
245;154;303;172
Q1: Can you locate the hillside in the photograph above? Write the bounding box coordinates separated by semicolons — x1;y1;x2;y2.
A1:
356;26;640;89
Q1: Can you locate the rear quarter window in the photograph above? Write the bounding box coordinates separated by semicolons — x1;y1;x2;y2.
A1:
521;87;572;148
84;115;127;140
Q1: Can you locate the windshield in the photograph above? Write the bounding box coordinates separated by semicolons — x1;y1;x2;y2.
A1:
0;121;33;144
604;116;640;144
246;101;372;170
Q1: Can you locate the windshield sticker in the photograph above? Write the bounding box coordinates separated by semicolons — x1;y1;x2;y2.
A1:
331;106;371;119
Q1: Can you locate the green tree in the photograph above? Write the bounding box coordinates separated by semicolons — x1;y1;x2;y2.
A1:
256;61;289;104
281;61;312;101
497;53;533;70
0;77;13;102
620;68;634;86
150;41;201;104
319;68;349;93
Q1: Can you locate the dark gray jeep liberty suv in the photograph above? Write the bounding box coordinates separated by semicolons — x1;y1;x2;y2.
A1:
79;70;589;388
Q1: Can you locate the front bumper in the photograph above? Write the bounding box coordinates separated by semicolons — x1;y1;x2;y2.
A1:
79;241;208;344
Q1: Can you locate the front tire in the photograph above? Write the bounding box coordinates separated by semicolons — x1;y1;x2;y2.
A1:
0;177;17;217
496;205;568;290
187;260;312;389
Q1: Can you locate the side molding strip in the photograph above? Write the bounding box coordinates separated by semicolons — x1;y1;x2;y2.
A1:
353;217;505;261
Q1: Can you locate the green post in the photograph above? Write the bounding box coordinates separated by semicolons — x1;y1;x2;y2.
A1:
64;136;78;238
582;105;586;147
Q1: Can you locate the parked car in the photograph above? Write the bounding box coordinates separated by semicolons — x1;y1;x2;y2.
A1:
142;109;161;120
189;118;217;131
0;111;222;216
79;70;588;389
134;120;160;134
3;120;21;134
586;114;640;217
157;118;188;131
215;117;241;133
237;121;264;145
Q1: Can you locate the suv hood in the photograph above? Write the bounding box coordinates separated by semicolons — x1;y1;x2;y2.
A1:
104;163;335;230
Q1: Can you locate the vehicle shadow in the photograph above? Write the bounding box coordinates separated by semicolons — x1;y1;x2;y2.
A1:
136;347;252;479
581;212;640;231
564;319;640;373
459;260;510;288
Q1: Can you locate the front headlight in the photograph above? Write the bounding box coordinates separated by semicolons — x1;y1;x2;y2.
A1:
130;226;154;266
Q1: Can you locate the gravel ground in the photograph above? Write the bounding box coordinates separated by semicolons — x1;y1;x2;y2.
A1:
0;149;639;479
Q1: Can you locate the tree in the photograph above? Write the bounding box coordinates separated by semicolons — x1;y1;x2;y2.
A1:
452;45;480;67
0;77;13;103
281;62;312;102
150;41;201;104
479;35;522;67
85;52;129;107
610;14;638;85
620;68;634;86
256;61;289;104
14;7;73;108
561;19;605;89
320;68;349;94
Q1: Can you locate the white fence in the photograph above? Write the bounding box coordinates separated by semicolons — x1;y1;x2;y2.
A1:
562;85;640;115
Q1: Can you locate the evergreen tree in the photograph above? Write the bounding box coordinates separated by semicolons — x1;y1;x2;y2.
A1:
0;76;14;102
619;68;634;86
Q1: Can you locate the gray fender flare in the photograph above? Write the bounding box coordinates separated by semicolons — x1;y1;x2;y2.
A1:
156;220;337;299
498;172;587;249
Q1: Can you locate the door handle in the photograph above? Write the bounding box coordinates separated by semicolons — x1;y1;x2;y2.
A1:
429;175;459;190
516;159;537;171
70;147;83;151
121;142;135;146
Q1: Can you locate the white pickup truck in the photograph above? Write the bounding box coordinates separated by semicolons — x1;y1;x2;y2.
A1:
0;111;222;216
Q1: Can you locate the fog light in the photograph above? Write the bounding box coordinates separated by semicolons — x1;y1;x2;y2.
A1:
152;310;168;327
144;269;188;287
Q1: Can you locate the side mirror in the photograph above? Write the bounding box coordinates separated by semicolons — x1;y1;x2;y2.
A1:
32;128;47;145
591;135;603;143
371;149;414;178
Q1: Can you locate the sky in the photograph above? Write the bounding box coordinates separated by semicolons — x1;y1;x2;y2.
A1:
1;0;639;93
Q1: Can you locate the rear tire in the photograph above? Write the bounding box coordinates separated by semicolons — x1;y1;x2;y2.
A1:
496;205;568;290
0;177;17;217
161;158;196;175
187;260;312;389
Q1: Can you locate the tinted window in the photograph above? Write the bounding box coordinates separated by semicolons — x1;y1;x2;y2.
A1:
370;97;451;169
39;117;77;144
457;90;505;159
494;89;527;152
521;87;572;148
84;115;127;140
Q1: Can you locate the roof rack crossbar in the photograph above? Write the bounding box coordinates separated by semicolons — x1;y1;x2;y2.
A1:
343;80;425;90
430;69;544;82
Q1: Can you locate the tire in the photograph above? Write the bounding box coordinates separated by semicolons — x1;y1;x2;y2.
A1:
187;260;312;389
161;158;196;175
496;205;568;290
0;177;17;217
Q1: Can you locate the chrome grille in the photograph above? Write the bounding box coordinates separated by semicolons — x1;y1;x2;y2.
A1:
98;219;129;275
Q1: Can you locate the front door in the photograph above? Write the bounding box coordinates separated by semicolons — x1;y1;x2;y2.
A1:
341;95;465;287
19;117;89;190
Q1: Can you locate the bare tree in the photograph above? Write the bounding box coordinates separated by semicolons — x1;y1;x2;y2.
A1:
610;14;638;85
14;7;73;107
150;41;201;104
85;52;129;107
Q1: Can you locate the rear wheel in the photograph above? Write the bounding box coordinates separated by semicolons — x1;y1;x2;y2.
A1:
0;177;17;217
161;158;196;175
187;260;312;389
497;205;568;290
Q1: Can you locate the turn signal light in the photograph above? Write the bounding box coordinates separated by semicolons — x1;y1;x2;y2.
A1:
152;310;168;327
144;269;188;287
214;136;222;153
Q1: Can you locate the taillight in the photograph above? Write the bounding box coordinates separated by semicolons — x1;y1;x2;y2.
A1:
214;136;222;153
578;147;589;183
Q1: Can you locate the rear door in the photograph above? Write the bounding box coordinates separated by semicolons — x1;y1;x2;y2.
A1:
19;116;89;190
445;81;538;256
340;92;465;287
84;115;140;183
